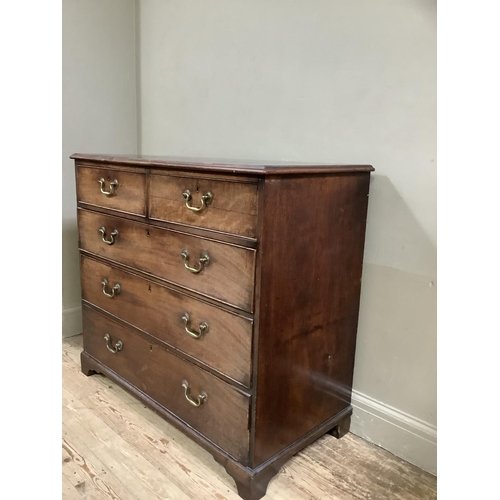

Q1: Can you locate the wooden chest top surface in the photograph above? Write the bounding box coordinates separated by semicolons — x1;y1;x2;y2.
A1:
71;153;374;176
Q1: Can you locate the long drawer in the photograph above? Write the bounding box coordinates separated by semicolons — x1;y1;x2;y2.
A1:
78;209;256;312
149;172;258;238
83;305;250;463
81;255;253;387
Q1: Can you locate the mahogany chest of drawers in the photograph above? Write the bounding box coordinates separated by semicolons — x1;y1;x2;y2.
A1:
73;153;373;500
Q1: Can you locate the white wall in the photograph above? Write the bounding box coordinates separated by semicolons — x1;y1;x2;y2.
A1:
137;0;437;473
62;0;138;337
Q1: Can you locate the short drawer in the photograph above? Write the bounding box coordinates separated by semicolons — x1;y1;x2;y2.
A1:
78;209;256;312
76;165;147;216
149;173;258;238
83;306;250;463
81;255;253;387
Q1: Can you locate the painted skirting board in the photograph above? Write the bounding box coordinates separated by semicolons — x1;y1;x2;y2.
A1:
350;390;437;475
62;306;83;339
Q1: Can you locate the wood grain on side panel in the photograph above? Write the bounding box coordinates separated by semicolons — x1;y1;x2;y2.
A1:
252;173;371;466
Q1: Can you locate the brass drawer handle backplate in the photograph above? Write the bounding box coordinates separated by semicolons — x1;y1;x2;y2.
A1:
182;189;213;212
98;226;119;245
102;278;121;298
181;379;207;407
104;333;123;354
180;249;210;274
181;313;209;339
98;178;119;196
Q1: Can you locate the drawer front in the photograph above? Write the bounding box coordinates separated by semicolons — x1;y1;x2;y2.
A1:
149;173;258;238
77;166;147;216
81;255;253;387
83;306;250;463
78;209;255;312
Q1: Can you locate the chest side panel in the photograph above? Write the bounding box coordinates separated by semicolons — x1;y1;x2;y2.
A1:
252;173;371;466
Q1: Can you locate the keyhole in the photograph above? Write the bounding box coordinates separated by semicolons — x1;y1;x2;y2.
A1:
148;285;152;292
196;182;199;192
107;175;111;181
146;230;150;237
149;345;153;352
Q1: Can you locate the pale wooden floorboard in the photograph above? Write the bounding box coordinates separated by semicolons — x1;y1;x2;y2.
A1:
62;335;437;500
